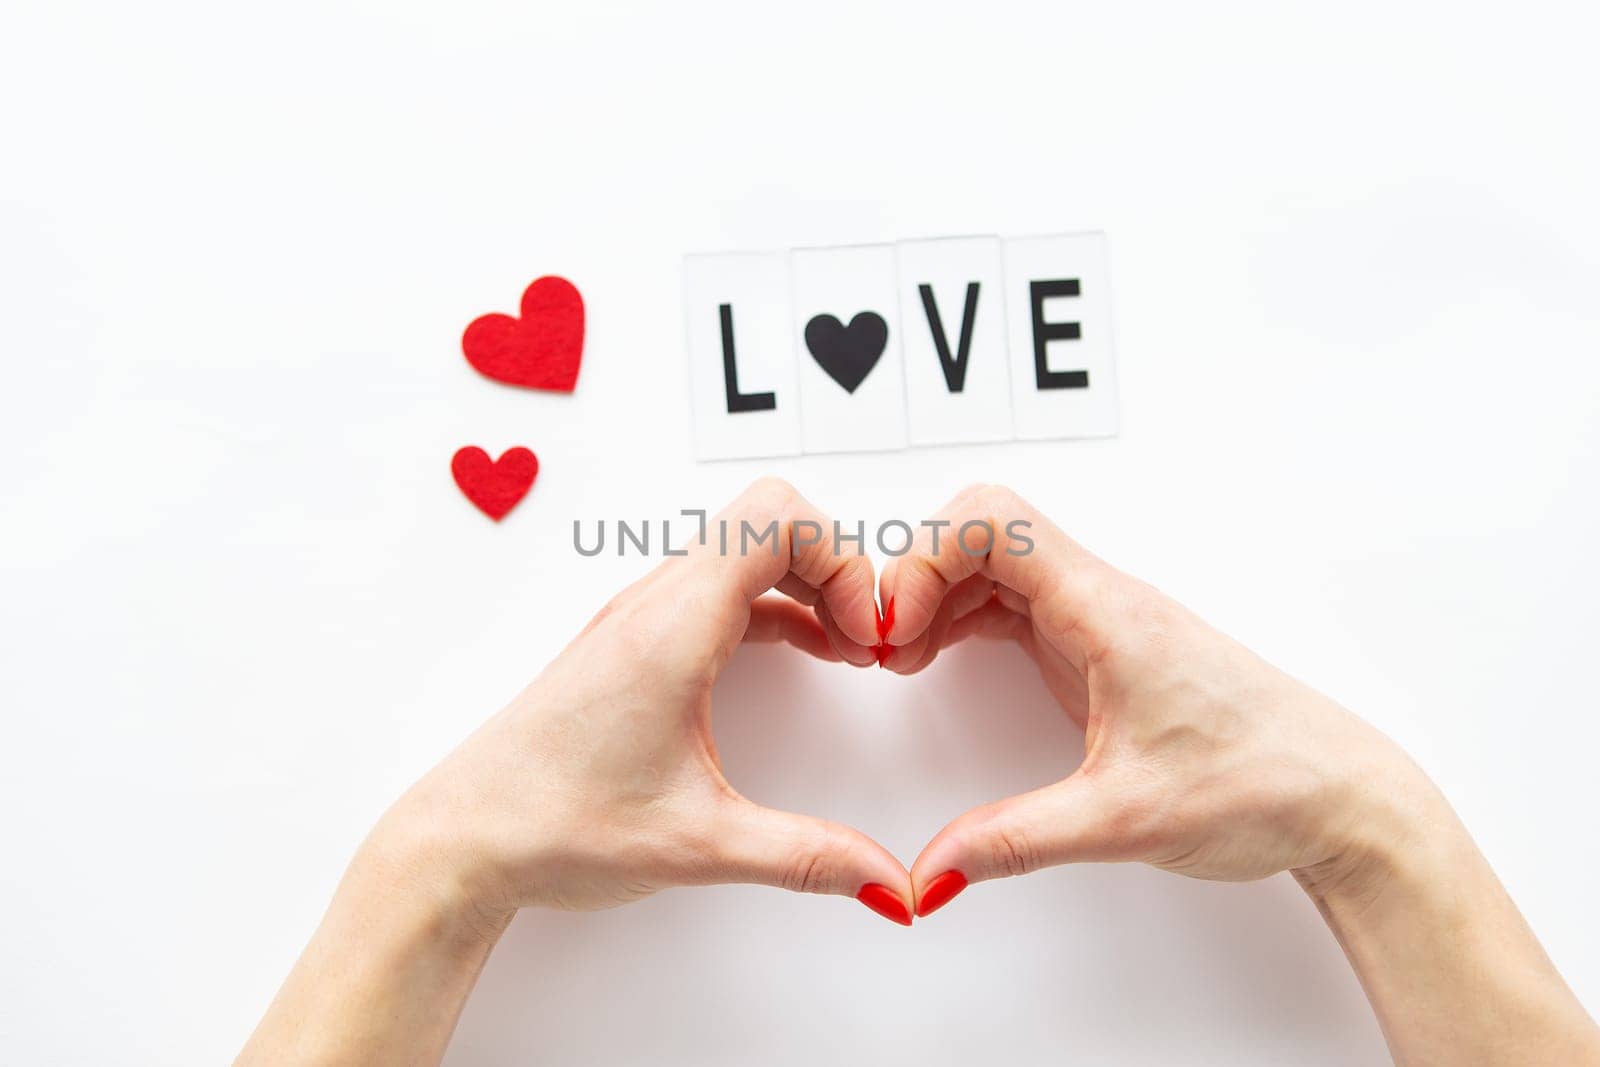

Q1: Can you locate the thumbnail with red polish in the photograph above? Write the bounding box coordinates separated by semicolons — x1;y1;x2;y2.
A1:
856;883;913;926
880;596;896;642
917;870;968;917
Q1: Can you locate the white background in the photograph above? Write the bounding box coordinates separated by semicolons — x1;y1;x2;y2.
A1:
3;2;1598;1063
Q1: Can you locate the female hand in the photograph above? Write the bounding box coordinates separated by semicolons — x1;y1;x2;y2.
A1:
237;479;914;1066
878;483;1600;1066
386;476;912;923
878;482;1422;903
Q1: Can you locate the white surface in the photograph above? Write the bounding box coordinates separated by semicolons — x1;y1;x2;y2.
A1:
3;2;1599;1064
898;236;1015;446
1005;231;1121;439
793;244;910;453
685;252;802;460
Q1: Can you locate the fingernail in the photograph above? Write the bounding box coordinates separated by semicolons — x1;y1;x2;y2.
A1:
874;643;888;668
916;870;968;918
856;883;913;926
881;596;896;643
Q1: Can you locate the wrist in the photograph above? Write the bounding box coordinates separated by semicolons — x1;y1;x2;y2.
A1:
354;794;519;949
238;803;512;1065
1291;738;1464;916
1286;730;1600;1063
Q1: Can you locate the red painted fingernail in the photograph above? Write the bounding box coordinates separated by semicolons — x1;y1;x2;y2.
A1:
881;596;896;643
856;883;913;926
917;870;968;917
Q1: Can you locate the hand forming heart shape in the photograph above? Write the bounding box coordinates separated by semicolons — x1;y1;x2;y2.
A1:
246;465;1600;1066
394;477;1407;934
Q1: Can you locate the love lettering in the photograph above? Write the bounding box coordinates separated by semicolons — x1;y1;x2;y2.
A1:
684;233;1119;459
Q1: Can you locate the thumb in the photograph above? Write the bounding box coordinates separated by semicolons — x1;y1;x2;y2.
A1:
909;772;1123;917
706;800;915;926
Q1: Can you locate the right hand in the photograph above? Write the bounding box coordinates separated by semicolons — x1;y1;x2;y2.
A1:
877;484;1438;916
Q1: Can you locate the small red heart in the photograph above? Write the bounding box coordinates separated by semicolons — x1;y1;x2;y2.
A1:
461;276;585;391
451;446;538;521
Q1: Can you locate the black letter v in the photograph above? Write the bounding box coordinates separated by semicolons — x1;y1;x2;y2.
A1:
918;282;980;393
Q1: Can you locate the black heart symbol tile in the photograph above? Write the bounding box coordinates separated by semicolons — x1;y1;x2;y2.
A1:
804;311;888;394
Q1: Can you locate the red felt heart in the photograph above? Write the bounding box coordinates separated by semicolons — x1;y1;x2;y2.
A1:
451;446;539;521
461;276;585;391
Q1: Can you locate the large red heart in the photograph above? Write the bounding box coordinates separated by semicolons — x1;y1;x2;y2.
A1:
461;276;585;391
451;446;539;521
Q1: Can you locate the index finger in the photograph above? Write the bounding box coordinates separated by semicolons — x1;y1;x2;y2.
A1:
686;477;880;650
878;484;1112;669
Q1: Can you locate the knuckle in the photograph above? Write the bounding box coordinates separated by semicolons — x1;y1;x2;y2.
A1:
668;820;728;885
580;585;635;636
743;476;798;519
1104;579;1182;653
953;482;993;509
976;482;1022;517
608;601;674;668
1084;777;1161;860
781;826;844;895
988;821;1040;879
787;853;829;895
